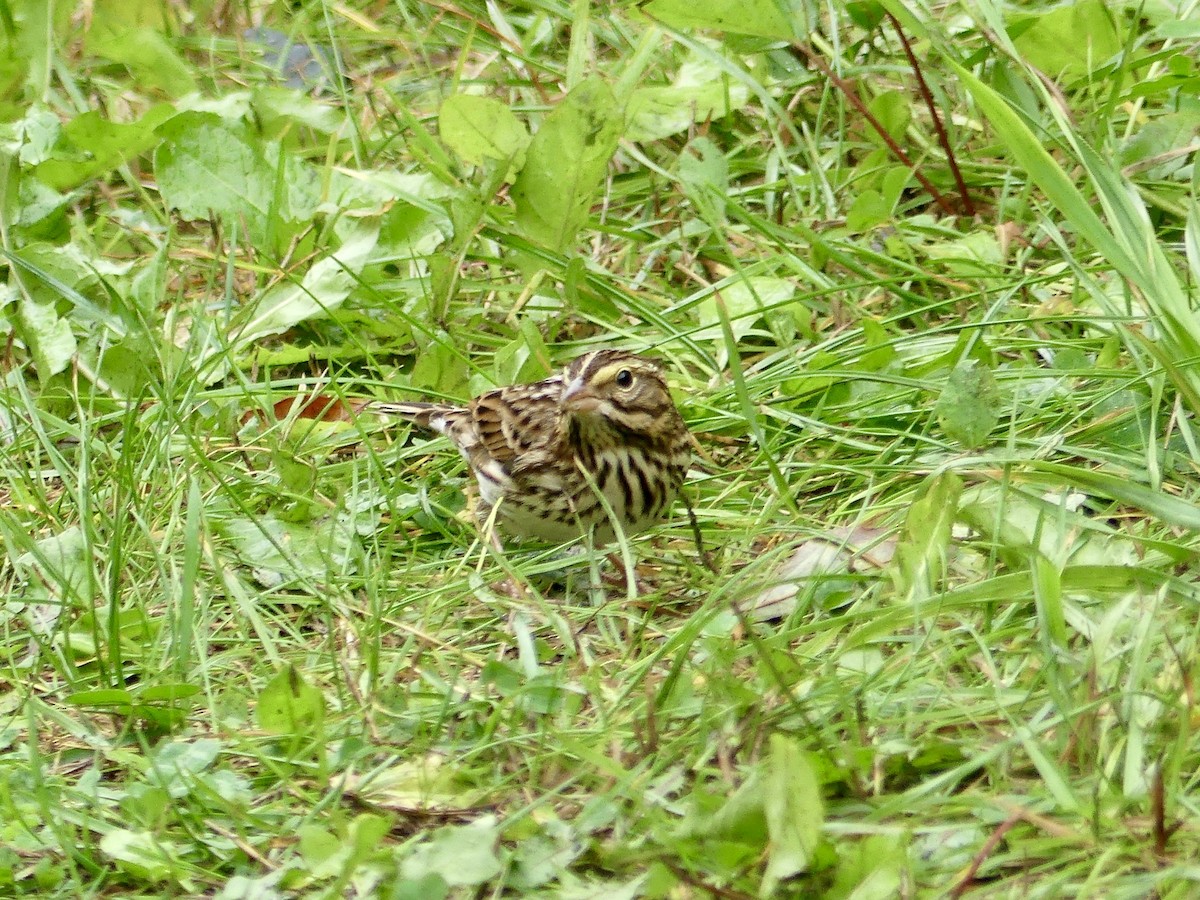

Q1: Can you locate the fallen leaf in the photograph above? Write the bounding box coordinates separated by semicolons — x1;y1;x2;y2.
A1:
746;525;896;621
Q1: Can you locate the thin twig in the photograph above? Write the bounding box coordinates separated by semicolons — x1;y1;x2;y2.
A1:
683;491;718;573
790;42;957;217
950;812;1021;898
885;11;975;215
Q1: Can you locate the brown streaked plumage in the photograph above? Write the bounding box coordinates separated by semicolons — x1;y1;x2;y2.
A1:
375;350;692;543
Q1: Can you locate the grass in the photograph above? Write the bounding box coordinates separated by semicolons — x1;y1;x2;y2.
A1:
2;0;1200;896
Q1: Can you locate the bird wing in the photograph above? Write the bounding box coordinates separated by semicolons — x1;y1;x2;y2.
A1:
469;381;563;473
376;378;566;479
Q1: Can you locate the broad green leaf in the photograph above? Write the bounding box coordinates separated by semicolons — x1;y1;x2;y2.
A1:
643;0;798;39
87;0;172;29
1010;0;1122;79
298;825;344;877
695;276;795;345
858;317;896;371
88;26;197;97
6;240;132;321
1153;19;1200;39
345;754;487;812
678;774;768;843
400;816;503;886
155;111;273;235
958;483;1147;570
350;814;391;861
762;735;823;896
4;238;145;386
410;335;470;399
923;230;1003;276
256;665;325;736
1117;111;1200;178
15;291;75;379
7;4;72;101
11;176;70;239
216;511;360;584
890;471;962;603
15;525;90;603
509;823;583;890
389;876;450;900
438;94;529;169
233;220;380;346
96;336;159;398
828;833;905;899
99;829;177;883
35;106;174;190
846;1;887;31
155;111;318;247
678;135;729;222
511;78;621;252
294;813;389;879
845;190;891;232
935;359;1000;448
866;90;910;145
2;105;61;164
492;319;552;388
151;738;222;780
252;86;342;135
627;59;752;142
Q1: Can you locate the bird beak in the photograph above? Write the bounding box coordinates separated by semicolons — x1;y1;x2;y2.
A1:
562;376;601;414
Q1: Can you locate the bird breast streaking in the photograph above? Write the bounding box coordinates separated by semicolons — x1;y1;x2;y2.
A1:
375;349;692;543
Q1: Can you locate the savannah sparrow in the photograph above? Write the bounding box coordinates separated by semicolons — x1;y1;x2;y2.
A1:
375;350;692;543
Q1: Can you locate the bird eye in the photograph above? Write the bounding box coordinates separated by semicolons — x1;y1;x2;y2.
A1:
615;369;634;388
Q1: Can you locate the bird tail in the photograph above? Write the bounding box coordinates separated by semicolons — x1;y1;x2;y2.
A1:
373;401;445;431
